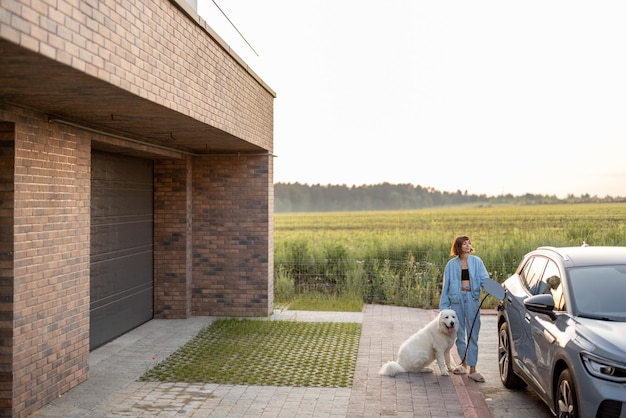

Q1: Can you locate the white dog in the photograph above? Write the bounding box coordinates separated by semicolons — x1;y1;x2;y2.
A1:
379;309;458;377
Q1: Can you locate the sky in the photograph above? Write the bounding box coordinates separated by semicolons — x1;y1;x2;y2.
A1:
197;1;626;198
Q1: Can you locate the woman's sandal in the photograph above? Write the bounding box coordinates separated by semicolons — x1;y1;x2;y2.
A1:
469;372;485;382
452;365;466;375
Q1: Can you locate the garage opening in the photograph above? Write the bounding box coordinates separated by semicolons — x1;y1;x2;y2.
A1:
90;151;154;350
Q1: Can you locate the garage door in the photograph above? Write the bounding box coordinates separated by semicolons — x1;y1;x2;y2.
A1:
90;151;154;350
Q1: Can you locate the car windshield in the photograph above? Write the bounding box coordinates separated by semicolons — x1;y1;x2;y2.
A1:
568;265;626;321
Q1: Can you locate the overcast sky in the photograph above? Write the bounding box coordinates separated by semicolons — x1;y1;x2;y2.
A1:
198;1;626;198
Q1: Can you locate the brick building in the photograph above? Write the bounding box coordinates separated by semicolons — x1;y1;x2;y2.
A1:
0;0;275;416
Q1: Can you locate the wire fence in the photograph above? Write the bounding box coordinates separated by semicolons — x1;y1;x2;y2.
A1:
274;252;516;309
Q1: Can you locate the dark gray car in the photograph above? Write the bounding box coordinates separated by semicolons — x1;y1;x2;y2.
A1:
497;246;626;418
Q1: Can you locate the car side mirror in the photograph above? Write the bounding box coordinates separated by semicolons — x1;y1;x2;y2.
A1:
524;294;557;320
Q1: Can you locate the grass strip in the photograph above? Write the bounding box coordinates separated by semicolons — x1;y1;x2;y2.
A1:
140;319;361;387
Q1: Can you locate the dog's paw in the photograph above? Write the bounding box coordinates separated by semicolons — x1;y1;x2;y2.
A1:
419;367;433;373
440;369;450;376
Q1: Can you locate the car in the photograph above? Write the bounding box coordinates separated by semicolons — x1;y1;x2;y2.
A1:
497;245;626;418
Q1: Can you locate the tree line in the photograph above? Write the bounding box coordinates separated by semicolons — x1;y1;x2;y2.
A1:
274;182;625;212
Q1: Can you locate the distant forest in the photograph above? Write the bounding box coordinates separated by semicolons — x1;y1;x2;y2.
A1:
274;182;625;213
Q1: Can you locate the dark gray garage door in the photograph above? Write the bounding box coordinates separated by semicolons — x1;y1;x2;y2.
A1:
90;151;154;350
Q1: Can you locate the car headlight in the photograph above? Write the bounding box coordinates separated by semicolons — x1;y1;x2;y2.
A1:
581;352;626;383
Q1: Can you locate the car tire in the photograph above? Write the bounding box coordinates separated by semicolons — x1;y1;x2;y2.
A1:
556;369;579;418
498;321;527;389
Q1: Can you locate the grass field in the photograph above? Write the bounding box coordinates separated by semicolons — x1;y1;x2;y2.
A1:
274;203;626;309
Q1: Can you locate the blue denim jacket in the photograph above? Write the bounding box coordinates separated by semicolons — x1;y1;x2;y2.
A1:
439;255;489;309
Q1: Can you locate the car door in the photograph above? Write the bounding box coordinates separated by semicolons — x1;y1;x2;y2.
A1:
506;256;548;380
524;260;565;401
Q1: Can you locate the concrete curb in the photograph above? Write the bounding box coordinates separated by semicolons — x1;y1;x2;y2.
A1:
426;309;493;418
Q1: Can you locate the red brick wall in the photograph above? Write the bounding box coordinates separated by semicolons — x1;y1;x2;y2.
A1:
154;157;193;319
191;155;274;316
0;122;15;416
2;106;91;418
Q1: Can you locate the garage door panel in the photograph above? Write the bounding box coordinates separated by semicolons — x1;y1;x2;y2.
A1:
91;153;153;183
90;250;153;303
91;187;154;217
89;287;153;350
91;151;153;350
90;220;153;255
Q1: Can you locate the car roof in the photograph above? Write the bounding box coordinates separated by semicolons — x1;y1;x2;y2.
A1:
533;246;626;267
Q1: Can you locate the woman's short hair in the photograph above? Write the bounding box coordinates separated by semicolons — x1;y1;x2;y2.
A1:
450;235;473;256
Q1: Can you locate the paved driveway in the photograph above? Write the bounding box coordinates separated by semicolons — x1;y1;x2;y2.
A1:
477;314;553;418
30;306;555;417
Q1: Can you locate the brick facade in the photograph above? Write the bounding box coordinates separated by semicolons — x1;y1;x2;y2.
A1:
191;155;273;316
154;155;274;319
0;106;92;417
0;0;274;416
154;157;195;319
0;122;15;414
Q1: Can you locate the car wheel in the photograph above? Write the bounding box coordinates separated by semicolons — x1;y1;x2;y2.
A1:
498;321;526;389
556;369;578;418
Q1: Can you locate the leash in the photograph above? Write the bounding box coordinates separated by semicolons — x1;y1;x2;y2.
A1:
462;293;489;362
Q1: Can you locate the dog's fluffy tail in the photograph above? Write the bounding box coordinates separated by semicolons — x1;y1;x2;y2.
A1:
379;361;406;376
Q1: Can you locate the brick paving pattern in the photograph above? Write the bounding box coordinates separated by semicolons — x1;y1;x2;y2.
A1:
31;305;553;417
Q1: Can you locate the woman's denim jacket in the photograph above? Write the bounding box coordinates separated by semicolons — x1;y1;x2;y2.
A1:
439;255;489;310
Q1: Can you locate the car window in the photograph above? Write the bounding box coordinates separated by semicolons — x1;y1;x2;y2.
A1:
522;256;548;295
569;265;626;319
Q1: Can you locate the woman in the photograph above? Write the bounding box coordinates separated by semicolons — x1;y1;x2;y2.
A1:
439;235;489;382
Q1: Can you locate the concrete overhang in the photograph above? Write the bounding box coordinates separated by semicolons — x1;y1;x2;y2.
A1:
0;38;266;157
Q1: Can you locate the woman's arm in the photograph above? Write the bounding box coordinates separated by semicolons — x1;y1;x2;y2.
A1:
439;262;452;310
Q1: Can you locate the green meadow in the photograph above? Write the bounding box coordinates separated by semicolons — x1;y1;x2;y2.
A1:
274;203;626;309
